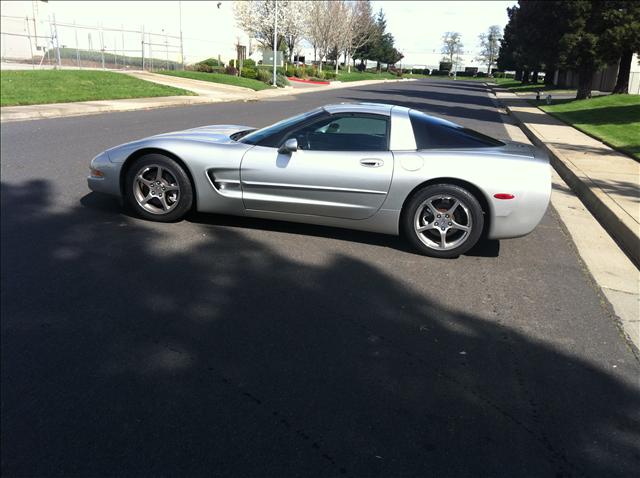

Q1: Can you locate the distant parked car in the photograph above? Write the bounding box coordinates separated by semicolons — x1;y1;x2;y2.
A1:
88;103;550;258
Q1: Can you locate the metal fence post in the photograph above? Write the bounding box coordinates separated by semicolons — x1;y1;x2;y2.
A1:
141;26;145;70
53;13;61;67
99;24;105;69
74;21;80;68
25;16;35;69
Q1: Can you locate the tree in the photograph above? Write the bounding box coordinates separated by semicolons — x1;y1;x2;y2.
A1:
557;0;606;99
441;32;463;75
477;25;502;75
281;1;312;63
233;0;284;50
305;0;336;71
599;1;640;94
345;1;376;72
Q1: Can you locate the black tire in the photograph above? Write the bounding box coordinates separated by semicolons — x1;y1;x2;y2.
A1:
124;154;193;222
402;183;484;258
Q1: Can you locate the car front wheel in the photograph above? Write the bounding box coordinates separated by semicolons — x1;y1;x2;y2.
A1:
402;184;484;258
125;154;193;222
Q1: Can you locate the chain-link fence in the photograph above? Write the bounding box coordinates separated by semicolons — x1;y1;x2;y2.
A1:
1;14;234;71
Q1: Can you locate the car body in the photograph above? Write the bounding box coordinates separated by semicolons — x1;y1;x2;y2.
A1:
88;103;550;257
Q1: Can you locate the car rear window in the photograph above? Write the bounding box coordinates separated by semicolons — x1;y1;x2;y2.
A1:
409;109;504;149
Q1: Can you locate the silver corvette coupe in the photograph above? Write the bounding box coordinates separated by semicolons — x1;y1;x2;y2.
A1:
88;103;550;258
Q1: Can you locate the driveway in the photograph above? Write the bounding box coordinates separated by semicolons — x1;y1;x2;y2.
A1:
1;79;638;477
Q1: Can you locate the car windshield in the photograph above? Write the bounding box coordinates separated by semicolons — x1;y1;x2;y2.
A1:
238;108;324;146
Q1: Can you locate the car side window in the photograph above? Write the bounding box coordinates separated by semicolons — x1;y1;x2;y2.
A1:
290;114;390;151
409;109;504;149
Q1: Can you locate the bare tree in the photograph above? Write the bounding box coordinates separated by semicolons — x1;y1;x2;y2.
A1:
346;0;376;72
281;1;311;63
306;0;335;71
233;0;284;50
477;25;502;75
441;31;463;74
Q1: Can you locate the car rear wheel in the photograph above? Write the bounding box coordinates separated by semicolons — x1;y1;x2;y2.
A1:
402;184;484;258
125;154;193;222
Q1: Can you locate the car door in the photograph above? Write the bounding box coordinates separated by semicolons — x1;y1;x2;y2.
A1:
240;113;393;220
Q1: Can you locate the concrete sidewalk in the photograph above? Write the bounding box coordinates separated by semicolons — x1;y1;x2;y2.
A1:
0;71;414;122
490;86;640;267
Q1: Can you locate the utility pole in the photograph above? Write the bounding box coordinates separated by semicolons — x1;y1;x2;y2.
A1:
272;0;277;87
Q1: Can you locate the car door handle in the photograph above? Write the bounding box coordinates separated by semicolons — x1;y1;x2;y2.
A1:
360;158;384;168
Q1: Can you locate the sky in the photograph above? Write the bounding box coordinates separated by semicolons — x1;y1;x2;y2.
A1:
1;0;516;68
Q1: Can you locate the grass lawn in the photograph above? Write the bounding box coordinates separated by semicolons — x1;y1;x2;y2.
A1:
335;71;399;82
0;70;194;106
541;95;640;160
158;70;272;91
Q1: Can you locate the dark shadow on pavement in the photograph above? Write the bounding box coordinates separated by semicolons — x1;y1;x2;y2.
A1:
2;181;639;477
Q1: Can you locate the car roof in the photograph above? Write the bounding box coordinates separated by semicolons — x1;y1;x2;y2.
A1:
323;102;408;116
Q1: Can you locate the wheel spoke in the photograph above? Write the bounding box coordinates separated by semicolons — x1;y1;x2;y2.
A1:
137;174;153;187
140;194;153;205
446;199;460;215
155;166;164;181
159;195;170;211
417;223;434;232
438;229;447;248
451;221;470;232
164;184;179;192
426;200;439;217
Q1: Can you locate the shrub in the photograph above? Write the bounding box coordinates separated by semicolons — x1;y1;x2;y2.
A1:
228;59;235;68
225;66;238;76
194;63;213;73
323;71;336;80
241;68;256;79
199;57;224;67
270;73;289;87
256;68;271;83
285;64;295;77
243;58;256;68
430;69;439;76
356;62;366;72
423;68;430;75
476;71;487;78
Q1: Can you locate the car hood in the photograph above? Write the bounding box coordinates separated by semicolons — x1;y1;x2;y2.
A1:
150;124;255;144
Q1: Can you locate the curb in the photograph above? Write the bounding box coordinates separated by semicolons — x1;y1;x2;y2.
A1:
287;77;330;85
487;84;640;267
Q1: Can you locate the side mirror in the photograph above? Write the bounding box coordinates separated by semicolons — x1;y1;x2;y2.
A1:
278;138;298;154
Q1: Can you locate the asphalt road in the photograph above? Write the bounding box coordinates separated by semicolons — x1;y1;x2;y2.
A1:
1;80;639;477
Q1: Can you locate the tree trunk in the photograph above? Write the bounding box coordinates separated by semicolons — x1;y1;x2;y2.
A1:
521;69;530;84
515;70;523;81
544;68;554;86
531;70;538;84
576;67;594;99
612;49;633;94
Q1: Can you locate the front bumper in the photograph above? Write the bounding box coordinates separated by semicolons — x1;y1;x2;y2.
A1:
87;152;121;196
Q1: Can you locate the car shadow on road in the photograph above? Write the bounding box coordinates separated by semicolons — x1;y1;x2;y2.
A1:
2;181;639;477
80;192;501;258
